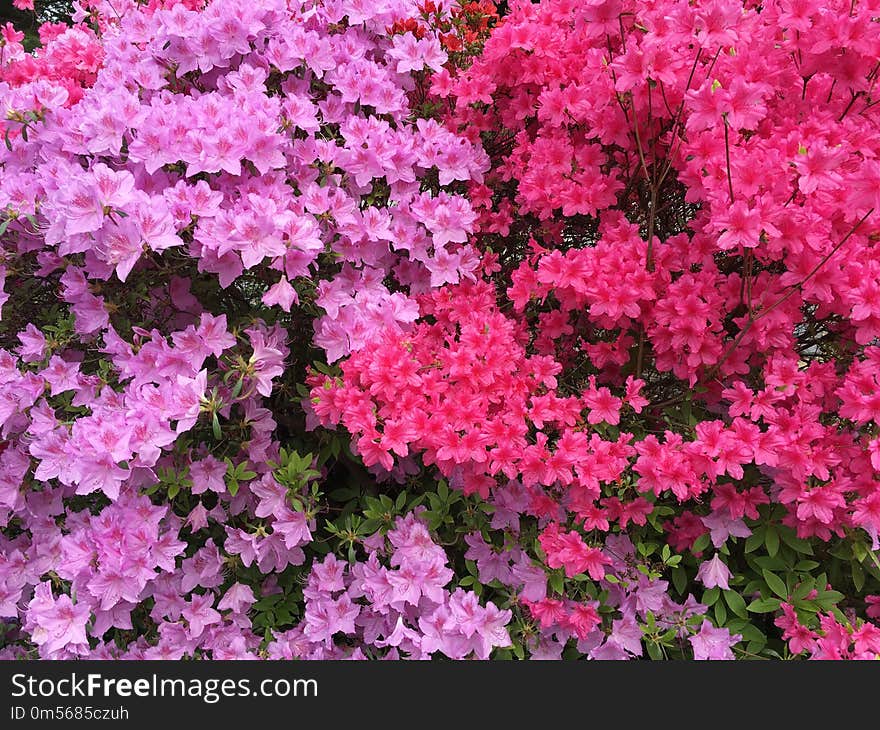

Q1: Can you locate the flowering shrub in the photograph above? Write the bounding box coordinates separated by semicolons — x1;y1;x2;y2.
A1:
2;0;880;660
313;0;880;658
0;0;499;659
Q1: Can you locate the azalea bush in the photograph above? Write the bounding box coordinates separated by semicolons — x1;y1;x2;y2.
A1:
1;0;880;661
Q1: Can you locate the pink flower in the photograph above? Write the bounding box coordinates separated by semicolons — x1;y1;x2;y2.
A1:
262;276;299;312
689;620;741;660
696;554;732;591
189;455;227;495
218;583;256;614
25;583;90;658
182;593;221;639
245;326;287;397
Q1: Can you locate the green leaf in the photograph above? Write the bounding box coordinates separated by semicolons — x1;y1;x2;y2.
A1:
747;597;781;613
227;479;239;497
765;527;779;558
275;609;292;625
211;412;222;440
853;562;865;593
692;532;711;553
762;569;788;599
814;590;844;610
253;594;283;610
792;578;815;601
745;526;766;554
866;550;880;576
779;528;813;555
702;587;720;606
659;628;678;644
549;571;564;595
853;541;868;562
739;624;767;647
724;590;748;619
360;518;380;533
714;600;727;626
753;555;787;572
671;567;687;595
0;219;10;237
743;640;762;655
792;599;818;614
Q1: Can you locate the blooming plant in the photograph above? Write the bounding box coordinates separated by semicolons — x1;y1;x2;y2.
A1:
2;0;880;660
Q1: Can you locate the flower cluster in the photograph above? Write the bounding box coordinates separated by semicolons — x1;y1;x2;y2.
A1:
312;0;880;658
776;601;880;660
0;0;516;662
0;20;102;107
4;0;880;662
1;0;489;363
270;512;511;659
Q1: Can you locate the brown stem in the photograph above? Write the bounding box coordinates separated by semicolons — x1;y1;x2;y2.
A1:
838;90;863;122
656;48;703;190
706;208;874;379
723;115;735;204
645;185;658;272
826;78;837;104
746;250;754;318
635;329;646;379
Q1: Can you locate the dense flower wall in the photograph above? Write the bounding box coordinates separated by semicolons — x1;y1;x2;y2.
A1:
2;0;880;660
